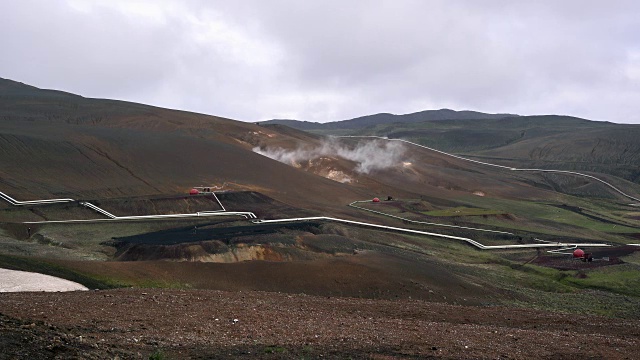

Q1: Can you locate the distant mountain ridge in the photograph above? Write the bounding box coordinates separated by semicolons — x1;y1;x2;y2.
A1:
263;104;640;185
263;109;519;130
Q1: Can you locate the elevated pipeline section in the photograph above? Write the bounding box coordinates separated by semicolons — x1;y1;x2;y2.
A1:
80;202;117;219
254;217;610;251
0;190;255;223
349;200;513;235
0;191;74;206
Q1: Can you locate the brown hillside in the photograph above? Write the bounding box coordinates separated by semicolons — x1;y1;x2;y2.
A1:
0;78;374;213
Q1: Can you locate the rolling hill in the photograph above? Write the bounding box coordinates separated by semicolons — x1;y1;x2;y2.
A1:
264;108;518;130
266;111;640;185
1;77;640;343
0;77;372;213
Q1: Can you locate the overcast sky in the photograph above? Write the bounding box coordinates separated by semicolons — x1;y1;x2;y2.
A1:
2;0;639;124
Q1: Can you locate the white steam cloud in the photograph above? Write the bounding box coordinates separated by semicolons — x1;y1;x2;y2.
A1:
253;138;406;174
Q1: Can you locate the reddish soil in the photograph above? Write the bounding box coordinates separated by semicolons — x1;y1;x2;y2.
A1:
533;246;639;270
51;251;502;304
1;288;638;359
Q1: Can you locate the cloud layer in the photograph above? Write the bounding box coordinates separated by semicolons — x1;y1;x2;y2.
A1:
1;1;639;123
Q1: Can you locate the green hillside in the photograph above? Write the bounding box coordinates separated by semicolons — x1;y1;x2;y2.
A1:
281;115;640;184
263;109;517;130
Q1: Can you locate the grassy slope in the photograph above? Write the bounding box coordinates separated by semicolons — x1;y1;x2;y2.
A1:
264;109;517;130
308;116;640;185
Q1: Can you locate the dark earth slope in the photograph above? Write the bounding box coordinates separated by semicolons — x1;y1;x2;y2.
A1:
0;78;371;212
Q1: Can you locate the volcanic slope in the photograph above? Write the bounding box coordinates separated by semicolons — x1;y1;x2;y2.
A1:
4;77;638;218
0;78;370;214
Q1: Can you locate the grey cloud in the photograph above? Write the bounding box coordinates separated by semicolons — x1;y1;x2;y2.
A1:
1;1;178;97
1;0;639;123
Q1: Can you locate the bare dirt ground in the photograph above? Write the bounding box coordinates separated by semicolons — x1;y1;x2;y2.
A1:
51;250;504;304
1;288;638;359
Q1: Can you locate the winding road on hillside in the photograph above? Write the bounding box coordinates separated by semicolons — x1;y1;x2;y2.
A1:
338;136;640;205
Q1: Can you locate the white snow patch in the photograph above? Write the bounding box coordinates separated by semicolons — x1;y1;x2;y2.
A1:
0;268;89;292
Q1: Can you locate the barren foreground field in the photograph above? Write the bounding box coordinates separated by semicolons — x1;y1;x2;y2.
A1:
1;288;638;359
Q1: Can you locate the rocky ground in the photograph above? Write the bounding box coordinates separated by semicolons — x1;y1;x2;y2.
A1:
1;288;638;359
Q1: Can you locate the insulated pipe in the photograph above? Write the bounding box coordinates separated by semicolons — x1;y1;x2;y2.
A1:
23;211;256;224
348;200;514;235
253;217;610;250
80;202;117;219
0;191;75;205
211;192;226;211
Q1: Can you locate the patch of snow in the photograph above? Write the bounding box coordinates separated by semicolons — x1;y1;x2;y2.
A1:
0;268;88;292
